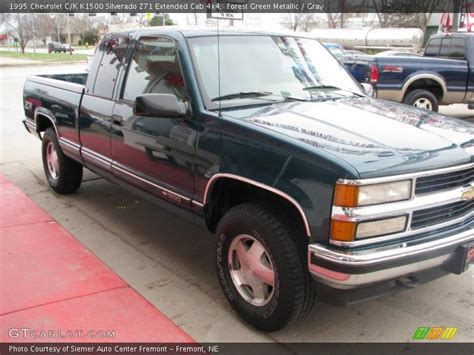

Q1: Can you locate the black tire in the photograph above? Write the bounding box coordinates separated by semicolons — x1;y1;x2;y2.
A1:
216;203;315;331
403;89;439;112
42;128;83;194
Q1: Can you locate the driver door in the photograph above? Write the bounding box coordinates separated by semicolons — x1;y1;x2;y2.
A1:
111;36;196;206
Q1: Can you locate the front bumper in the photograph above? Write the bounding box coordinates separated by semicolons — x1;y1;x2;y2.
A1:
308;223;473;290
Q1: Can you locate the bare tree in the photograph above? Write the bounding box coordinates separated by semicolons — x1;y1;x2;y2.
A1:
34;14;55;46
373;0;442;32
1;14;33;53
50;14;67;42
134;14;149;27
373;0;392;27
111;14;132;26
326;13;341;28
325;12;357;29
301;14;318;32
324;0;362;28
71;14;93;35
324;0;355;28
281;13;316;32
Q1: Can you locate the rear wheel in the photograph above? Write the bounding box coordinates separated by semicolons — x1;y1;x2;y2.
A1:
403;89;439;112
216;203;315;331
42;128;83;194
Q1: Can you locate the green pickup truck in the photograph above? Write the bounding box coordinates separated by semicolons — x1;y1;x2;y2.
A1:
23;28;473;331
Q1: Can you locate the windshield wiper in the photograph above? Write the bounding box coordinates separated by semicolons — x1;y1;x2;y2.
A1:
303;85;364;99
211;91;272;102
303;85;342;91
280;95;308;102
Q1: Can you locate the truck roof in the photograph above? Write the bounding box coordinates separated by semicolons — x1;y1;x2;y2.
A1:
430;32;474;39
107;26;315;39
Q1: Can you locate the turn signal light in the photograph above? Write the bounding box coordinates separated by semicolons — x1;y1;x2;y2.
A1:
330;220;356;241
334;184;358;207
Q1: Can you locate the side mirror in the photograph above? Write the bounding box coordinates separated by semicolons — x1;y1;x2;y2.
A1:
360;83;376;98
134;93;187;118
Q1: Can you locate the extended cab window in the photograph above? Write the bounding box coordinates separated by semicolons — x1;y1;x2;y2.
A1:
439;38;450;57
122;37;187;102
424;38;441;57
90;35;129;99
449;38;466;58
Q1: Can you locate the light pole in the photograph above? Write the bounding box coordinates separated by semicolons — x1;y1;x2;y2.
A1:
452;0;463;32
67;14;72;44
67;14;72;54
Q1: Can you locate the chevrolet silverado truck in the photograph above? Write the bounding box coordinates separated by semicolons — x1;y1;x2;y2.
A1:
23;28;474;331
371;32;474;112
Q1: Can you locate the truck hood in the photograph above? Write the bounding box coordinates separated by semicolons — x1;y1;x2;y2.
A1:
225;97;474;177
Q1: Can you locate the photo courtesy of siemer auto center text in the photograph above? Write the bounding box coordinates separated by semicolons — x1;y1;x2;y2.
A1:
0;0;472;354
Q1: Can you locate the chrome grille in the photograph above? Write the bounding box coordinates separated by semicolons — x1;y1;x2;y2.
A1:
415;166;473;195
332;163;473;248
411;200;473;230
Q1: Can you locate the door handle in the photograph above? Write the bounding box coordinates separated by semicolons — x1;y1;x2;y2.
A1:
112;114;124;126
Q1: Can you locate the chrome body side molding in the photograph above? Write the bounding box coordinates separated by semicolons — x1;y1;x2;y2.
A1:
34;109;59;138
81;147;112;171
200;173;311;237
112;162;191;204
58;137;81;161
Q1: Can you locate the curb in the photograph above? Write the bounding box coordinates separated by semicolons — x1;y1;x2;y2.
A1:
0;60;87;68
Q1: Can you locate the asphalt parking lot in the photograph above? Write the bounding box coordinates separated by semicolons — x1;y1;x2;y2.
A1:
1;64;473;343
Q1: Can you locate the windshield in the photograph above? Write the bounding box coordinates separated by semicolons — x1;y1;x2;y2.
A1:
328;47;345;59
188;35;362;110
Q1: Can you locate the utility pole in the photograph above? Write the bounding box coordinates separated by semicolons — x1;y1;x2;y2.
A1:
452;0;463;32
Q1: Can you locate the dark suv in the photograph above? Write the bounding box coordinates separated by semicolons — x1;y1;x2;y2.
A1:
48;42;74;53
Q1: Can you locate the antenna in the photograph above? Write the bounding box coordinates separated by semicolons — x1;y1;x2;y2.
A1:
217;5;222;117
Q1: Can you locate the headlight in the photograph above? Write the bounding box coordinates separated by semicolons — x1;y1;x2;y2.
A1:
330;215;408;241
356;216;407;239
334;180;412;207
331;179;412;242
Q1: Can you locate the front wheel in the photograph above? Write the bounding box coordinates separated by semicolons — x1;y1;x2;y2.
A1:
216;203;315;331
42;128;83;194
403;89;439;112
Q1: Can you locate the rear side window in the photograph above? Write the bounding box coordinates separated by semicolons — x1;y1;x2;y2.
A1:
89;35;130;99
449;38;466;58
121;37;187;102
424;38;441;57
439;38;450;57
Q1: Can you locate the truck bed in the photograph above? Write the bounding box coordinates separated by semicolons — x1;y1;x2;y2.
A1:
36;73;88;86
23;73;88;147
374;56;469;104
